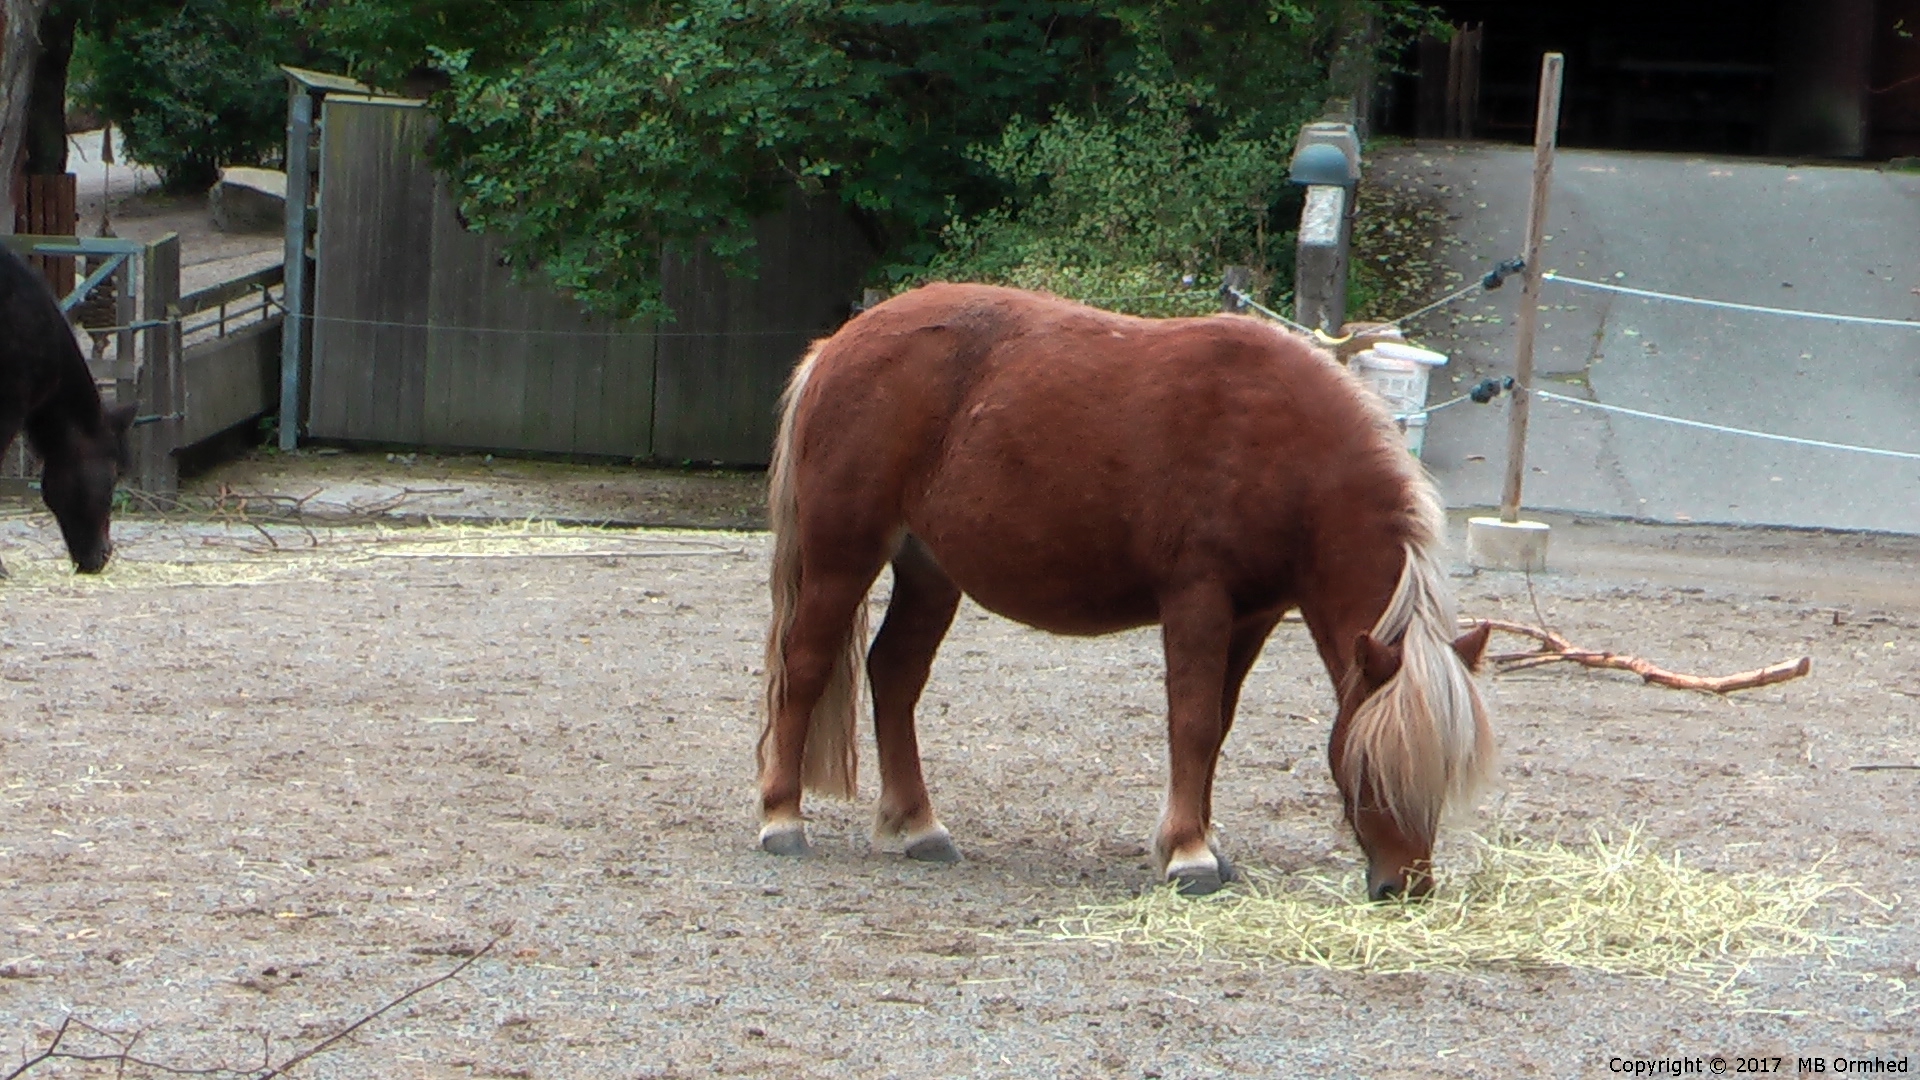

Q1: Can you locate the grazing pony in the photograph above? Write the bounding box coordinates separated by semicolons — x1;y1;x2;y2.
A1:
757;283;1494;899
0;245;136;574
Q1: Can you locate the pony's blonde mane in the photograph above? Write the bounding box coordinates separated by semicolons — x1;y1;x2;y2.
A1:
1336;481;1495;847
757;344;864;799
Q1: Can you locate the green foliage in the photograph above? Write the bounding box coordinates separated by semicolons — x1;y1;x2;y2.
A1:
306;0;590;91
914;78;1288;316
303;0;1443;320
433;1;883;321
429;0;1115;321
69;0;317;191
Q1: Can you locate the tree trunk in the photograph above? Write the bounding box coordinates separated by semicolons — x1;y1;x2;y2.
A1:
24;2;73;175
1;0;54;230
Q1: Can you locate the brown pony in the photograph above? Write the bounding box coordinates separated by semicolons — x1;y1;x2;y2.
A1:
756;283;1494;899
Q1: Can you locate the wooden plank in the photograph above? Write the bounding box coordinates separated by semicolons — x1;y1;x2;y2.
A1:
308;98;433;443
651;193;873;465
182;320;281;446
425;174;655;457
1417;33;1448;138
425;188;523;450
14;174;78;294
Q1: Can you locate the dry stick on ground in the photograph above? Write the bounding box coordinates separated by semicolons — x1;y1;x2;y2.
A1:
4;1016;244;1079
1476;618;1812;693
6;936;504;1079
254;934;502;1078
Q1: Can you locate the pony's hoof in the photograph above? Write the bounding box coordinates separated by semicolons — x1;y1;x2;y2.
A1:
1170;866;1226;897
1212;849;1239;884
903;829;961;864
759;824;811;857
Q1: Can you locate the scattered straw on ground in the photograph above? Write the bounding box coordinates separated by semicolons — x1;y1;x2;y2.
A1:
0;520;741;591
1057;829;1877;996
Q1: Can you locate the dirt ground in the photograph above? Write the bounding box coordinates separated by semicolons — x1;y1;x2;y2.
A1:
0;458;1915;1078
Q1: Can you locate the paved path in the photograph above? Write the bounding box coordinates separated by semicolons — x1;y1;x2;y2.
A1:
1376;144;1920;533
62;128;283;295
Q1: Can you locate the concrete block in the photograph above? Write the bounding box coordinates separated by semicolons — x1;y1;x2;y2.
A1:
209;167;287;233
1467;516;1551;572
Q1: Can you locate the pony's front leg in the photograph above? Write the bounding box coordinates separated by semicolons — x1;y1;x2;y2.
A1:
1153;587;1237;896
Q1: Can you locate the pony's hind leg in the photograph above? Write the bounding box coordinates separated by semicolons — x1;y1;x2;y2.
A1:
868;536;963;862
760;557;889;856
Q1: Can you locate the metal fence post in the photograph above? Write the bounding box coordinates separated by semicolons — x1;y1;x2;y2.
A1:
137;233;181;502
278;88;314;451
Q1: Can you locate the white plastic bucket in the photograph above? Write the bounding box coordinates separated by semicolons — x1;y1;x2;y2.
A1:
1353;342;1447;456
1353;352;1428;416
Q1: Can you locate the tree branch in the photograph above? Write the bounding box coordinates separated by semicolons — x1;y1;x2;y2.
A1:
1477;618;1811;694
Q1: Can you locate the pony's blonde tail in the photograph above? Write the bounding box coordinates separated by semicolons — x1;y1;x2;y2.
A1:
759;347;863;800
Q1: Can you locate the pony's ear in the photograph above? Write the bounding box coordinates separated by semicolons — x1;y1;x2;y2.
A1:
105;402;137;436
1353;632;1402;688
1451;621;1493;672
104;402;138;472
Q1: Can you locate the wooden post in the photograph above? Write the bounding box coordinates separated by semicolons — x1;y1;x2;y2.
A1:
1498;52;1564;524
1294;185;1349;332
111;253;136;407
1220;265;1251;313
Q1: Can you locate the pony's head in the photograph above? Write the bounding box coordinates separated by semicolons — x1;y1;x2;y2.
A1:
40;402;135;573
1329;547;1495;901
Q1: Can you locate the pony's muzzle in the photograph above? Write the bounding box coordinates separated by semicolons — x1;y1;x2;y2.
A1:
73;536;111;574
1367;868;1434;903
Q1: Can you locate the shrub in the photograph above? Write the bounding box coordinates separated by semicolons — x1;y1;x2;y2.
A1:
71;0;310;192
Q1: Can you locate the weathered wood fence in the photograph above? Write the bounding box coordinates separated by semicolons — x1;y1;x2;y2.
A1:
299;93;876;466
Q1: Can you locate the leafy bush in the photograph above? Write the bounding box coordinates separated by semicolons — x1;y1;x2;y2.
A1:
910;79;1294;316
71;0;311;192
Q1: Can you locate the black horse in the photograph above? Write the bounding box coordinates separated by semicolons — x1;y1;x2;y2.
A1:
0;245;136;574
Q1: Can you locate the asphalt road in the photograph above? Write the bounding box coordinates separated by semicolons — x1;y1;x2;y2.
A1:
1379;144;1920;533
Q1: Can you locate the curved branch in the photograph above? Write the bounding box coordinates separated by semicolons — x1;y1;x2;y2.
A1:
1477;618;1811;694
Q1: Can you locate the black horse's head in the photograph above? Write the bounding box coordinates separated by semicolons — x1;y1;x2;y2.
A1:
40;403;136;573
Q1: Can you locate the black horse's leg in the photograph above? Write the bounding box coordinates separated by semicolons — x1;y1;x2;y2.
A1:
0;408;23;579
868;535;964;862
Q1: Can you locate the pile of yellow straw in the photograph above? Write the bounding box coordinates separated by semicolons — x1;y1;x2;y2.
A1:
0;520;735;591
1058;829;1865;994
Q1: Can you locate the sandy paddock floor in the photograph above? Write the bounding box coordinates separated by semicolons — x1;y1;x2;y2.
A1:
0;510;1916;1078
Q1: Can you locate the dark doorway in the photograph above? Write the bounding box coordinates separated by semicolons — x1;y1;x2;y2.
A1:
1379;1;1904;160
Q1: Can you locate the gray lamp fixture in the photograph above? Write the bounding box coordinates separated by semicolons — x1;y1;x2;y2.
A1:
1289;141;1354;187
